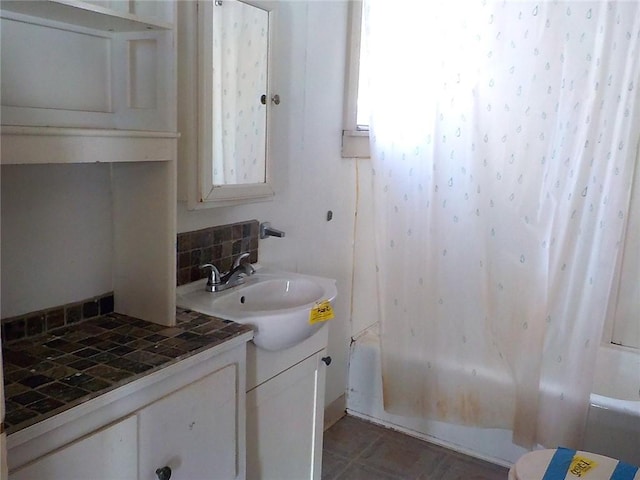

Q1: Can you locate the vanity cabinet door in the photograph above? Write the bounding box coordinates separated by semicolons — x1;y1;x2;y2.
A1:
138;363;241;480
246;350;327;480
9;415;137;480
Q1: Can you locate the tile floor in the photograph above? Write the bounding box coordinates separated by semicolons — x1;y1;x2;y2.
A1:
322;415;509;480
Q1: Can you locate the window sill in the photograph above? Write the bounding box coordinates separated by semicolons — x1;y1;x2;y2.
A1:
342;129;370;158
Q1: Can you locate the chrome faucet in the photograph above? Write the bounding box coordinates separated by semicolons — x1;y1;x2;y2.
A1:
199;263;221;291
260;222;285;239
200;252;255;292
222;252;256;284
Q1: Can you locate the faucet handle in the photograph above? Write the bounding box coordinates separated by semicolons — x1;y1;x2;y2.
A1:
231;253;256;277
199;263;221;285
260;222;286;239
232;252;251;269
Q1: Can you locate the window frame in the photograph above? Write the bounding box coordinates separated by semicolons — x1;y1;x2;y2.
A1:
341;0;370;158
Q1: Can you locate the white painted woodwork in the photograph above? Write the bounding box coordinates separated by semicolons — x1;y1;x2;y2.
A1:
9;416;138;480
0;1;172;32
1;2;176;131
247;350;326;480
138;365;240;480
177;1;275;209
128;39;158;110
0;127;179;165
0;164;113;319
1;19;111;113
246;323;329;391
7;335;251;480
242;327;329;480
0;0;178;326
112;161;177;326
1;143;178;325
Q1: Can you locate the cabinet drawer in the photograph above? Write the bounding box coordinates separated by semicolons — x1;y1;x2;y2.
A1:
10;415;137;480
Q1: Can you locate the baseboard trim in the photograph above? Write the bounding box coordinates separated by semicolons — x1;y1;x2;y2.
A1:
323;394;347;431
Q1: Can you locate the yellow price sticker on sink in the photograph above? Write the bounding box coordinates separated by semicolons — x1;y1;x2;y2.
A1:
309;300;334;325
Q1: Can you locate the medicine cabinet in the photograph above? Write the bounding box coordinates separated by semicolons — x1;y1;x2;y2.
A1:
178;0;276;208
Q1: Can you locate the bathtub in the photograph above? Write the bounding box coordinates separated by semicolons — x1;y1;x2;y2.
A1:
347;326;640;467
584;346;640;465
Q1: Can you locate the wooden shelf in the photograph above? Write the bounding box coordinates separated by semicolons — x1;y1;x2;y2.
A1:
1;126;179;165
1;0;172;32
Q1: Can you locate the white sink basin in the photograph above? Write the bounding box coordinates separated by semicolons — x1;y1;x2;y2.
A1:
176;266;337;351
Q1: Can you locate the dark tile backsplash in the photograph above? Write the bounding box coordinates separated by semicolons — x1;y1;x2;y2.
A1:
2;293;115;344
177;220;259;286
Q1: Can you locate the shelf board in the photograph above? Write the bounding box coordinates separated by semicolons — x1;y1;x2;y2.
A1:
1;126;179;164
1;0;172;32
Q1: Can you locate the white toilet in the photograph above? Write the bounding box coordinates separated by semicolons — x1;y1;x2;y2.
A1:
508;448;640;479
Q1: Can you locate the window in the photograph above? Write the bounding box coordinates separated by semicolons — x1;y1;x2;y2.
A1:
342;0;369;158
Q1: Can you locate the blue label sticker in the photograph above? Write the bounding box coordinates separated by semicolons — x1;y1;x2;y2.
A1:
611;461;639;480
542;447;576;480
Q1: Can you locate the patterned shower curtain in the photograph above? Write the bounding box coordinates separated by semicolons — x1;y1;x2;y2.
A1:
365;1;640;448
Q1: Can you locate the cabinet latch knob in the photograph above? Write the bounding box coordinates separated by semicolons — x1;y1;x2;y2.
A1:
260;94;280;105
322;356;332;366
156;466;172;480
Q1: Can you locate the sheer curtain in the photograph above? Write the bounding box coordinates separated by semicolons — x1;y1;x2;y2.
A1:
365;0;640;448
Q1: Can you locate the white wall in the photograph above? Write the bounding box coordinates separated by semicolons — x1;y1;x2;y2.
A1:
177;1;354;410
1;164;114;318
351;160;378;336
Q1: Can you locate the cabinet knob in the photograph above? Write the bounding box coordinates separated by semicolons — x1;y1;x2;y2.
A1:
271;94;281;105
156;466;172;480
321;356;332;366
260;94;281;105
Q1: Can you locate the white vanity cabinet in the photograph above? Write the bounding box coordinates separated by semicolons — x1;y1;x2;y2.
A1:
246;327;329;480
7;336;251;480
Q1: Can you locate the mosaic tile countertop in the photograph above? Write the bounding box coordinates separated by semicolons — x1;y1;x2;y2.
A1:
2;308;253;435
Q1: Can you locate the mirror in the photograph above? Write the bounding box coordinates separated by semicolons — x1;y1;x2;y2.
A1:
191;0;274;207
211;0;269;186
